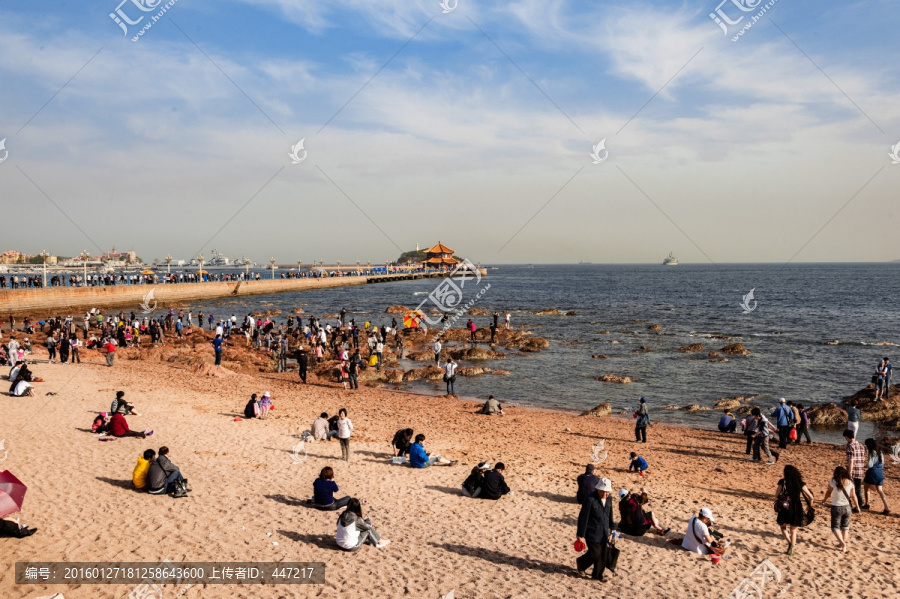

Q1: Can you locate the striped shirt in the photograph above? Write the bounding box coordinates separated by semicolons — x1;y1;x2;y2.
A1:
846;441;867;479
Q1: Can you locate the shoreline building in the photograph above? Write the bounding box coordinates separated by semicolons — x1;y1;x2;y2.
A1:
422;242;460;271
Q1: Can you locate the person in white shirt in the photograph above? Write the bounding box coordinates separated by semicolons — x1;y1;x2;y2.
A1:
337;409;353;462
336;498;390;551
822;466;860;553
375;341;384;372
433;339;442;366
682;508;722;555
444;358;458;395
215;323;223;337
7;338;19;365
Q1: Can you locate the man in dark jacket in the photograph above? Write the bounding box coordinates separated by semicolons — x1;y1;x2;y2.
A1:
296;348;308;384
147;447;189;495
576;477;616;581
481;463;511;500
576;464;599;504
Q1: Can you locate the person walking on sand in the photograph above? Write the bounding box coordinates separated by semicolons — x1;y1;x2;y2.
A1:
296;347;308;384
862;438;890;514
750;408;780;465
337;408;353;462
775;465;815;556
575;477;616;582
444;357;457;396
772;398;793;450
634;397;650;443
794;403;811;445
844;429;867;508
576;464;600;505
103;338;117;367
823;466;860;553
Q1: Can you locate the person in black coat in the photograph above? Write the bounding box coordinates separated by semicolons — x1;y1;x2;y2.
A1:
481;463;511;500
576;477;616;582
296;348;308;384
576;464;600;504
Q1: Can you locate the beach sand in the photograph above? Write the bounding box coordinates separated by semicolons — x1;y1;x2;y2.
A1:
2;354;899;598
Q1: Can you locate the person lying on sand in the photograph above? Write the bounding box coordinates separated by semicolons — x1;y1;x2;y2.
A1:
617;489;669;537
408;434;455;468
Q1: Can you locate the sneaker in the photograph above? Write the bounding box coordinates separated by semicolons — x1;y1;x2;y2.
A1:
748;458;760;462
662;527;671;535
765;461;776;465
773;452;780;463
375;539;391;549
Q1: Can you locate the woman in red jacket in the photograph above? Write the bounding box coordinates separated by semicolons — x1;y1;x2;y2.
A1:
108;412;153;439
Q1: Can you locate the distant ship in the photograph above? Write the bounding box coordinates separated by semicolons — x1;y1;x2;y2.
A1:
578;260;592;265
662;252;679;266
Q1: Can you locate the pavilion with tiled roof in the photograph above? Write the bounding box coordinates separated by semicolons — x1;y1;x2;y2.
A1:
422;241;460;269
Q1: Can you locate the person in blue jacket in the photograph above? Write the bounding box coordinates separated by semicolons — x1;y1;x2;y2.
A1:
771;398;793;449
628;453;648;474
408;434;455;468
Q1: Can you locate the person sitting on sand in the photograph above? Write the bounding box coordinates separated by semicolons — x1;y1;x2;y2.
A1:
313;466;351;511
718;410;737;433
147;446;189;496
682;508;729;555
481;463;511;500
244;393;260;419
10;377;34;397
335;498;390;551
0;517;37;538
480;395;504;415
577;464;600;505
133;448;156;491
628;452;648;474
408;434;453;468
258;391;273;419
308;412;336;441
462;462;491;497
92;412;110;434
111;391;141;416
391;428;414;457
108;412;152;439
617;489;670;537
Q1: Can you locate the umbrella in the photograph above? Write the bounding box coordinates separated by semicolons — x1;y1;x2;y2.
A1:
197;270;209;274
403;310;422;328
0;470;27;518
140;270;154;275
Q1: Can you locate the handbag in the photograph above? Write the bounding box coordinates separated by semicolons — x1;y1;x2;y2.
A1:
605;537;620;572
800;494;815;527
774;489;791;513
836;479;858;512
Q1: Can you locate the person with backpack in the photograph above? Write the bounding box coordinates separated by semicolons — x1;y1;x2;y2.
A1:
822;466;860;553
634;397;650;443
774;465;814;556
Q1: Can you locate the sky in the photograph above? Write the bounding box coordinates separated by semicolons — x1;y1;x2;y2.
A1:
0;0;898;265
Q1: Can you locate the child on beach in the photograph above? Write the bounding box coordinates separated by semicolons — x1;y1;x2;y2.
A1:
91;412;110;434
628;453;648;475
257;391;273;419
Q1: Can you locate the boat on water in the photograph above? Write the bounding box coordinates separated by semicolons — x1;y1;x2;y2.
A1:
578;260;592;265
662;252;679;266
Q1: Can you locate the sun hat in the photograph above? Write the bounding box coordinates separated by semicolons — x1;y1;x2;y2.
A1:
593;478;613;493
477;462;492;470
700;507;715;522
779;397;786;403
263;391;271;397
618;489;628;499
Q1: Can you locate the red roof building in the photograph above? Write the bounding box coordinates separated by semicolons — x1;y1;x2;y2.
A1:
422;241;460;269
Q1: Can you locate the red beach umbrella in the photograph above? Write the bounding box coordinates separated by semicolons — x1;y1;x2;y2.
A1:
0;470;28;518
403;310;422;328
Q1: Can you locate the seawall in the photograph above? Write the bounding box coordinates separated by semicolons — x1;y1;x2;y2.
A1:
0;270;486;315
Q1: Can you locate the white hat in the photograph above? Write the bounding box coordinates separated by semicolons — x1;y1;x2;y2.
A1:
618;489;628;499
263;391;271;397
594;477;613;493
477;462;492;470
779;397;786;403
700;507;715;522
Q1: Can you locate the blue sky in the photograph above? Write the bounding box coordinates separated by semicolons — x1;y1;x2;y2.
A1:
1;0;898;264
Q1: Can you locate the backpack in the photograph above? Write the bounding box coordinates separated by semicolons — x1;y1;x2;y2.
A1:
171;479;189;499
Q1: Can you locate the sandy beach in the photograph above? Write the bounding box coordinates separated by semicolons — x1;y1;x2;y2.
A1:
2;333;899;599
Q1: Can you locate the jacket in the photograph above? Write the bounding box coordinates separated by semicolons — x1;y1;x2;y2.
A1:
576;473;599;504
108;413;132;437
147;455;177;492
772;405;791;427
132;457;151;489
312;417;329;440
409;442;429;468
577;494;616;543
481;470;510;500
463;472;484;496
336;511;373;549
